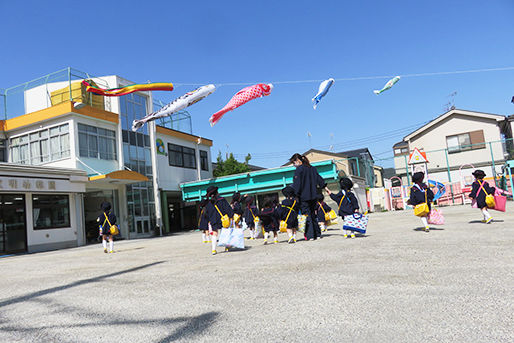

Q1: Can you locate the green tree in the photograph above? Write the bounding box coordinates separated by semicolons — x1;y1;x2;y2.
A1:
213;152;252;177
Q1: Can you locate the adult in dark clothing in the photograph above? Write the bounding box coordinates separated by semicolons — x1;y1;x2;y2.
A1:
468;169;496;223
289;153;326;240
326;177;359;238
280;186;299;243
259;196;280;244
97;201;117;253
199;199;210;243
408;172;435;232
205;186;234;255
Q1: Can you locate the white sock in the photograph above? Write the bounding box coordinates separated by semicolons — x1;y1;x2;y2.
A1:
288;232;293;239
420;216;429;228
482;209;491;220
343;229;348;236
202;233;206;242
293;233;296;240
264;232;269;240
250;229;255;238
320;223;326;231
211;236;217;251
102;239;107;249
109;240;113;252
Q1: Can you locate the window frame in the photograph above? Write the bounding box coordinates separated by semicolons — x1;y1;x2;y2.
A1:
168;143;197;169
32;194;71;230
446;131;484;154
10;124;69;164
78;123;117;160
200;150;209;171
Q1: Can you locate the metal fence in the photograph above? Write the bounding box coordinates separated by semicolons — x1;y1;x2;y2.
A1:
151;99;193;134
368;138;514;210
1;67;112;120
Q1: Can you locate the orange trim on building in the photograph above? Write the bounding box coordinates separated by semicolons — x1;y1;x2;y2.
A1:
3;101;118;131
89;170;148;182
0;120;5;132
156;125;213;146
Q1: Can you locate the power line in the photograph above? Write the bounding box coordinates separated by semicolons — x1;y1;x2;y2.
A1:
232;120;429;160
173;66;514;87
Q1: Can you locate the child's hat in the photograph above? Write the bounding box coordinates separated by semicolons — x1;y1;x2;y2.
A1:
339;177;353;190
282;186;295;197
412;172;425;183
472;169;486;178
205;186;218;197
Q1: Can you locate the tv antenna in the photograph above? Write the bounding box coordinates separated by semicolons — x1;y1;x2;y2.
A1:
444;91;457;112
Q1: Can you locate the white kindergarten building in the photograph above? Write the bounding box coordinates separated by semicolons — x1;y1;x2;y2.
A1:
0;68;213;254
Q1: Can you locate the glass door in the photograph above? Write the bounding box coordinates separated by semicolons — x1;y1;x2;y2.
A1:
0;194;27;253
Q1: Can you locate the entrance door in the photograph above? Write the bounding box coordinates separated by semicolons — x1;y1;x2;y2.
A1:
135;217;151;235
0;194;27;254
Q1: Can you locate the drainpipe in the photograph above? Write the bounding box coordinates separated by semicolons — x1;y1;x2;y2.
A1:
149;120;162;236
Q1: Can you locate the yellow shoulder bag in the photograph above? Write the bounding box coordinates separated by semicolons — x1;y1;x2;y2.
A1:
479;180;496;208
413;186;430;217
104;213;119;235
214;204;230;228
280;200;296;232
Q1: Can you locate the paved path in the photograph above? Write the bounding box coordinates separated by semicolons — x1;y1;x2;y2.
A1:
1;204;513;342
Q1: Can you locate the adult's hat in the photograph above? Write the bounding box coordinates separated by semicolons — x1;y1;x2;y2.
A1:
205;186;218;197
339;177;353;190
282;186;295;197
472;169;486;178
101;201;111;212
232;192;241;202
412;172;425;183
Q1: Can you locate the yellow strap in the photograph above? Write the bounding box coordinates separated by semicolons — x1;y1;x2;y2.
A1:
338;194;346;211
198;208;204;226
318;202;327;215
284;200;296;223
478;180;490;196
249;207;256;220
104;212;112;227
214;204;224;218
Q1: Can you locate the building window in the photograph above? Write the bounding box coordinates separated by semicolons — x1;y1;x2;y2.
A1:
78;123;117;160
446;130;485;153
350;160;358;176
200;150;208;171
33;194;70;229
394;147;409;156
10;124;69;164
168;143;196;168
0;140;6;162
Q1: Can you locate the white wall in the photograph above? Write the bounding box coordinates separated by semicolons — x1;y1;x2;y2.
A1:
156;132;213;191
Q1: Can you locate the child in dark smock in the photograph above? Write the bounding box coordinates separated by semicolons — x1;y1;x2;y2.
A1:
468;169;495;224
408;172;435;232
326;177;359;238
205;186;234;255
243;196;259;239
231;192;244;228
280;186;299;244
198;199;210;244
259;197;280;244
97;201;117;253
316;194;333;233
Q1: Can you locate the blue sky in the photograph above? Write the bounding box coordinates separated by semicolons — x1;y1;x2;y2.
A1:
1;0;513;168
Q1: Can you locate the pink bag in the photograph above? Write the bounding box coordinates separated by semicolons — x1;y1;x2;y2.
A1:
493;189;507;212
427;209;444;225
